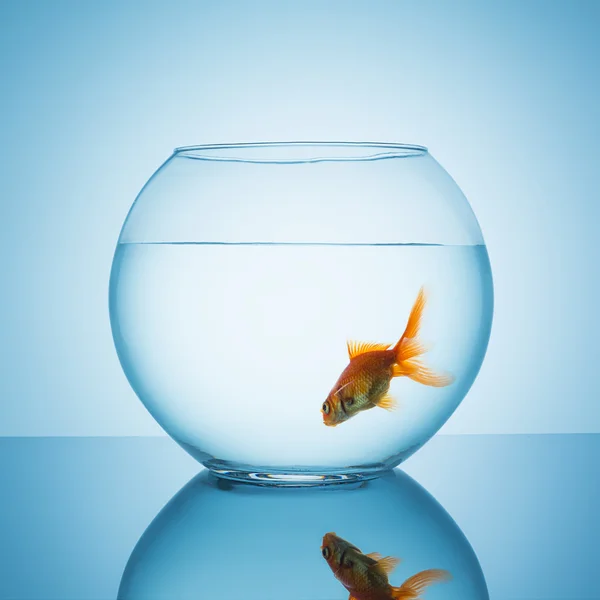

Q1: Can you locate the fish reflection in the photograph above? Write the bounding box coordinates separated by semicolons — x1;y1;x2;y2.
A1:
321;531;451;599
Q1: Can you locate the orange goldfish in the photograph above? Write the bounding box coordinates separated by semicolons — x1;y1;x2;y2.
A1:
321;532;451;600
321;287;453;426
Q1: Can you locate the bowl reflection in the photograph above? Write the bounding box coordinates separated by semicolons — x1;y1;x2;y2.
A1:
118;469;488;599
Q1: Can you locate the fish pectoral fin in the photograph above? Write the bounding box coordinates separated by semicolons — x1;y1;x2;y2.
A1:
375;393;398;412
366;552;383;561
349;595;360;600
372;556;401;576
347;340;391;359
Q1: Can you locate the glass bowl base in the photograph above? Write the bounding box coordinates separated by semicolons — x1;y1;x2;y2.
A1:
203;458;391;487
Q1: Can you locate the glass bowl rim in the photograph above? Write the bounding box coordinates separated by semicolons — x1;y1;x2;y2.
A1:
172;141;428;164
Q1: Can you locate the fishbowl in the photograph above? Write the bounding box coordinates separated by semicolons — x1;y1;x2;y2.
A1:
109;142;493;483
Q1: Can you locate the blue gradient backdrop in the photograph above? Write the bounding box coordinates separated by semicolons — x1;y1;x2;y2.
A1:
1;0;598;436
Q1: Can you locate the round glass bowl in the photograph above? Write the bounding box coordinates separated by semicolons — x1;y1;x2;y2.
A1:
109;142;493;483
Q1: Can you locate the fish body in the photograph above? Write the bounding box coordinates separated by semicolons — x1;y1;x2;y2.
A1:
321;532;451;600
322;287;453;426
328;350;395;416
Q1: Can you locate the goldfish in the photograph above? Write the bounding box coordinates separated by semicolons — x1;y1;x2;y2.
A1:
321;532;451;600
321;286;453;426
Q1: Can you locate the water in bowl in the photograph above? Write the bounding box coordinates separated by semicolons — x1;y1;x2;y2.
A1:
110;242;492;480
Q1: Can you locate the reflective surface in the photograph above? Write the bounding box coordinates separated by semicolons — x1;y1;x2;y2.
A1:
1;434;598;599
119;469;487;600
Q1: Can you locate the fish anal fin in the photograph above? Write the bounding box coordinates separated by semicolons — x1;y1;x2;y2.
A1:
375;393;398;412
372;556;401;576
397;337;431;362
392;569;452;599
392;364;407;378
347;340;391;359
403;360;455;387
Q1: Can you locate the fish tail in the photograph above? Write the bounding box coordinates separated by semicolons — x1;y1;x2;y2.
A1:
392;287;454;387
391;569;452;599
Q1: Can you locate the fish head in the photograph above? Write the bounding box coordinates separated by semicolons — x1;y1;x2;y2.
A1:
322;382;355;426
321;532;363;587
322;395;344;427
321;532;348;569
321;531;337;565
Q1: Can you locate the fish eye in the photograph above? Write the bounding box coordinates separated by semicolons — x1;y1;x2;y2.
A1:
322;546;330;559
322;402;330;415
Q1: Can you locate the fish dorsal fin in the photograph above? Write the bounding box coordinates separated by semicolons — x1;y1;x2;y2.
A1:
372;556;401;576
366;552;383;561
347;340;391;359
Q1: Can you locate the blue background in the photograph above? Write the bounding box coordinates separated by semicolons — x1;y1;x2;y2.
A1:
1;0;599;436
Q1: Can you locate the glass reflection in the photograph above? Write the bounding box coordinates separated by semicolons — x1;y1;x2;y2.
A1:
119;470;488;600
